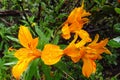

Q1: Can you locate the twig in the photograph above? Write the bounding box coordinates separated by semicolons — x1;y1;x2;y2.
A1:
115;72;120;78
0;18;13;26
62;70;75;80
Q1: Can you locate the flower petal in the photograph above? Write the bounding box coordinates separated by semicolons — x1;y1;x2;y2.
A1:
41;44;63;65
30;38;39;49
12;56;35;79
64;44;80;58
82;58;96;78
67;8;78;23
104;47;111;54
71;56;81;63
69;21;83;32
18;26;33;48
61;23;71;39
14;48;41;60
77;29;92;42
89;34;99;45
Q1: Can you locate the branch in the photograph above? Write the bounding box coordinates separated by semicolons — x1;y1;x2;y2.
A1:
0;18;13;26
0;10;21;16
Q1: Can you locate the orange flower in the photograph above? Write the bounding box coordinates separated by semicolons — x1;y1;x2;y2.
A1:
81;34;111;77
64;34;111;77
64;34;90;63
12;26;41;79
61;0;91;39
41;44;64;65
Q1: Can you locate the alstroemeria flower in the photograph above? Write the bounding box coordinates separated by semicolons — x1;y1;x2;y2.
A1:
64;33;91;63
64;34;111;78
41;44;64;65
12;26;41;79
81;34;111;78
61;1;91;39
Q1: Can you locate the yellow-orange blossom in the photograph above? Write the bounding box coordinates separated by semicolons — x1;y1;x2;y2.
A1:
12;26;41;79
64;34;111;77
61;1;91;40
12;26;63;79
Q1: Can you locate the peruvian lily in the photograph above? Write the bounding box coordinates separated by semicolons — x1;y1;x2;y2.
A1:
61;0;91;39
12;26;41;79
41;44;64;65
64;34;111;77
64;33;91;63
81;34;111;77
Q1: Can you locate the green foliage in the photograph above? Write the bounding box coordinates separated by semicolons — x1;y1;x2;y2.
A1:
108;37;120;48
0;58;7;80
113;23;120;33
23;59;41;80
115;7;120;14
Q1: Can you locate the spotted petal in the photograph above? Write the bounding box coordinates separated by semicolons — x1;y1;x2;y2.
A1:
41;44;63;65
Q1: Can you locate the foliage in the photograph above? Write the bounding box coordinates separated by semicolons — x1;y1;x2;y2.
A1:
0;0;120;80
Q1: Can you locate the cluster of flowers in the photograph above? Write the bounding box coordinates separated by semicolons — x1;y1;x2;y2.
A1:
12;1;111;80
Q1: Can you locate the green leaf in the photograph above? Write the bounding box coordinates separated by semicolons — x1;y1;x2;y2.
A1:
0;41;4;51
23;59;41;80
54;61;69;73
108;37;120;48
4;62;16;66
35;26;49;49
94;0;105;5
113;23;120;33
51;35;60;44
6;36;19;43
115;8;120;14
54;61;74;80
41;60;53;80
53;70;62;80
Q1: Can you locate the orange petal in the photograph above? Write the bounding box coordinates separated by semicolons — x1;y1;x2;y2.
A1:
41;44;63;65
8;46;16;51
67;8;78;23
61;23;71;39
64;44;80;58
71;56;81;63
69;34;78;45
78;18;90;25
71;47;86;63
97;38;108;48
77;29;92;42
76;39;87;48
91;38;108;49
89;34;99;45
104;47;111;54
14;48;41;60
64;34;81;58
82;58;96;78
69;21;83;32
30;38;39;49
80;0;91;17
18;25;33;48
12;56;35;79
